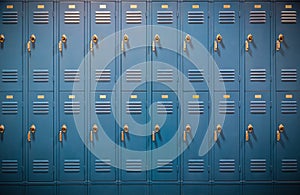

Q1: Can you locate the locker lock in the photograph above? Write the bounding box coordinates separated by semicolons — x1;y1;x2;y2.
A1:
247;124;253;133
90;124;98;142
276;34;284;51
216;34;222;43
152;34;160;52
278;34;284;42
123;124;129;133
217;124;222;133
27;124;36;142
61;124;67;133
61;34;67;43
183;34;191;52
30;124;36;133
0;125;4;134
155;124;160;133
185;124;191;133
90;34;99;51
214;34;222;51
30;34;36;43
0;34;5;43
121;34;129;52
278;124;284;133
247;34;253;42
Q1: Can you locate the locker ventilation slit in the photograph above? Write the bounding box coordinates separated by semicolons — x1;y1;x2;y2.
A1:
126;11;142;24
157;101;173;114
2;70;18;82
188;101;204;114
281;100;297;114
250;159;266;172
281;159;298;172
95;101;111;114
33;101;49;114
250;101;267;114
1;101;18;114
281;69;297;82
95;159;111;172
281;11;297;24
64;101;80;114
219;69;235;82
33;11;49;24
126;101;142;114
157;69;173;82
157;11;173;24
2;11;18;24
33;70;49;82
64;160;80;172
95;11;111;24
126;159;142;172
33;160;49;173
219;11;235;24
64;69;80;82
188;69;204;82
64;11;80;24
188;11;204;24
250;69;266;82
157;159;173;172
95;69;111;82
188;159;204;172
219;159;235;172
1;160;18;173
126;69;142;82
219;101;235;114
249;11;266;24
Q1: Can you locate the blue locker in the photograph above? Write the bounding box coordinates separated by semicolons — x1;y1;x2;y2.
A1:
27;185;55;195
0;2;23;91
0;92;23;182
150;184;179;195
275;2;300;91
120;92;147;181
182;92;209;181
151;92;178;181
182;2;209;91
152;2;178;91
58;185;86;195
120;184;148;195
213;92;240;181
89;184;117;195
59;2;85;91
28;92;54;181
182;184;210;195
58;92;85;181
244;2;271;91
90;2;116;91
276;92;300;181
243;184;273;195
275;184;300;195
0;185;24;194
212;184;240;195
28;2;54;91
213;2;240;91
245;92;271;181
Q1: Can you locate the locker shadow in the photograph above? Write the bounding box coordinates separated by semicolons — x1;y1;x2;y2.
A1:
0;133;3;141
184;132;194;148
216;131;225;147
247;132;257;148
185;41;194;57
1;43;3;49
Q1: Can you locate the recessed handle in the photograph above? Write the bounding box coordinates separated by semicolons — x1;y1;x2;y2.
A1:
214;34;222;52
0;34;5;43
183;34;191;52
59;34;67;53
121;34;128;52
152;34;160;52
90;124;98;142
90;34;98;51
276;34;284;51
0;124;4;134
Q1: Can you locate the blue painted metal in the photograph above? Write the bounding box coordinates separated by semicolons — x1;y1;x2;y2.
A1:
120;184;148;195
58;185;86;195
243;184;273;195
212;184;241;195
89;185;118;195
150;184;179;195
274;184;300;195
27;185;55;195
182;184;210;195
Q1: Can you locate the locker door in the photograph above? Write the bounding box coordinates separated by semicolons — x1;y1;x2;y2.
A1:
90;2;116;91
120;92;147;181
182;92;209;181
152;2;178;91
151;92;178;181
182;2;209;91
0;92;23;181
59;2;84;91
0;2;23;91
276;92;300;181
275;2;300;91
213;92;239;181
121;2;147;91
89;92;116;181
28;2;54;91
244;2;271;91
245;92;271;181
213;3;240;91
58;92;85;181
27;185;55;195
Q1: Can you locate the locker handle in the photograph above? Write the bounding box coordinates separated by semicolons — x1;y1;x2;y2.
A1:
214;40;218;52
152;34;160;52
90;124;98;142
0;124;4;134
214;34;222;52
247;124;253;133
183;34;191;52
245;40;249;52
0;34;5;43
154;124;160;133
185;124;191;132
217;124;222;133
59;131;63;142
121;130;125;142
152;131;156;142
27;131;31;142
90;34;98;52
59;41;62;52
278;124;284;133
183;131;187;142
27;41;31;53
124;124;129;133
27;34;36;53
277;130;281;142
30;124;36;133
214;130;218;142
122;34;128;52
59;124;67;142
90;130;94;142
245;130;249;142
276;34;284;51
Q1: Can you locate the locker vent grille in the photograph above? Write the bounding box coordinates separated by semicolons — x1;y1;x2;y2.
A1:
2;70;18;83
157;11;173;24
188;11;204;24
188;69;204;82
1;101;18;114
126;101;142;114
188;159;204;172
64;69;80;82
64;11;80;24
281;159;298;172
33;11;49;24
219;69;235;82
250;69;266;82
33;101;49;114
1;160;18;173
33;70;49;82
250;101;266;114
64;160;80;172
157;159;173;172
188;101;204;114
96;69;111;82
64;101;80;114
219;11;235;24
2;11;18;24
157;69;173;82
281;11;297;24
126;11;142;24
281;69;297;82
95;101;111;114
95;159;111;172
249;11;266;24
95;11;111;24
250;159;266;172
33;160;49;173
219;159;235;172
281;100;297;114
219;101;235;114
126;69;142;82
126;159;142;172
157;101;173;114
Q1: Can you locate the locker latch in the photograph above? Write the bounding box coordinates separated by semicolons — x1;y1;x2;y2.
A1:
245;124;253;142
245;34;253;52
59;124;67;142
59;34;67;52
276;34;284;51
0;124;4;134
152;34;160;52
121;34;129;52
214;124;222;142
27;124;36;142
152;124;160;142
183;124;191;141
27;34;36;53
214;34;222;52
183;34;191;52
0;34;5;43
90;34;98;52
90;124;98;142
121;124;129;142
277;124;284;142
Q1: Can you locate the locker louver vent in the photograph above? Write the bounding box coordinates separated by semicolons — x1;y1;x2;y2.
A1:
188;101;204;114
64;160;80;172
96;69;111;82
33;70;49;82
64;69;80;82
95;159;111;172
126;69;142;82
126;11;142;24
64;11;80;24
157;101;173;114
281;11;297;24
188;69;204;82
281;100;297;114
249;11;266;24
1;101;18;114
157;159;173;172
219;101;235;114
95;101;111;114
33;11;49;24
2;70;18;83
250;69;266;82
2;11;18;24
219;69;235;82
188;11;204;24
126;101;142;114
33;160;49;173
281;159;298;172
250;101;267;114
219;11;235;24
64;101;80;114
157;69;173;82
281;69;297;82
250;159;266;172
33;101;49;114
1;160;18;173
188;159;204;172
126;159;142;172
219;159;235;172
157;11;173;24
95;11;111;24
